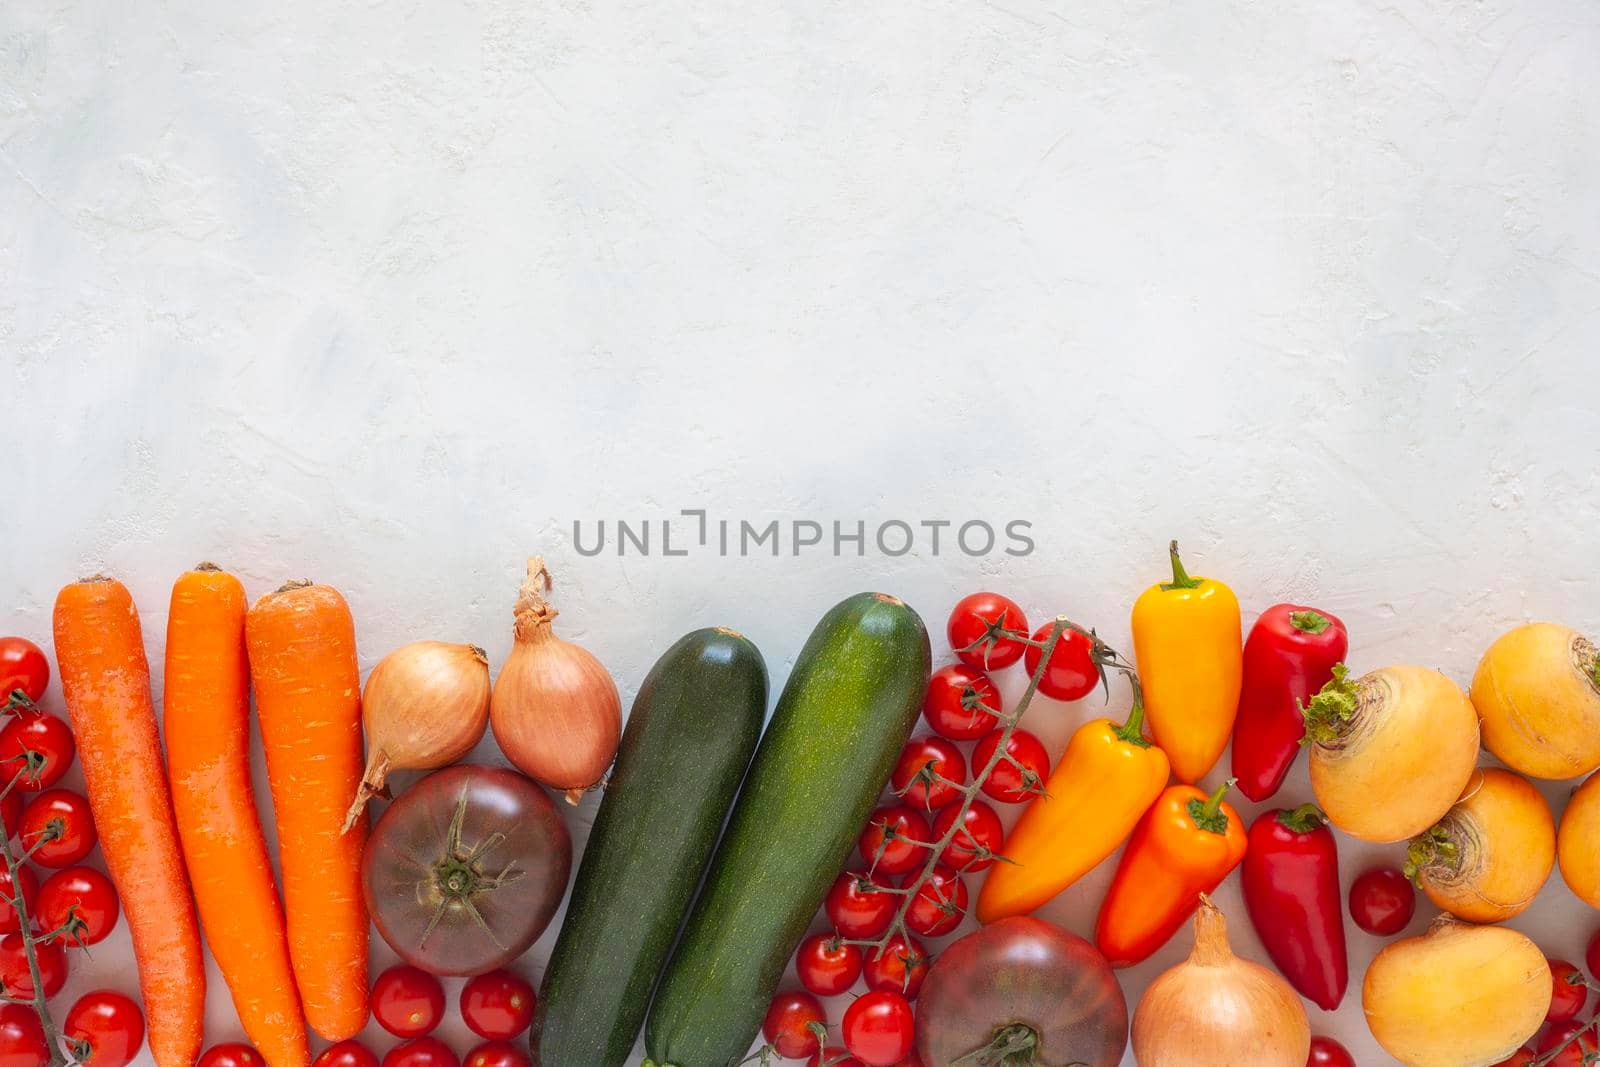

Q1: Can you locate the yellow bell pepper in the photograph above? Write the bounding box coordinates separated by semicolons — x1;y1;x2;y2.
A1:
1130;540;1242;783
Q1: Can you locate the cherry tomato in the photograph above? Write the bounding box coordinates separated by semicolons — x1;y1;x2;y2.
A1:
313;1042;380;1067
921;665;1002;741
947;593;1029;671
1536;1021;1597;1067
971;729;1049;804
932;801;1005;872
825;870;898;940
0;1003;48;1067
19;789;96;868
1348;867;1415;936
459;970;536;1041
461;1041;529;1067
808;1049;864;1067
890;737;967;812
857;805;932;878
62;991;144;1067
1307;1036;1356;1067
1023;621;1109;702
0;867;37;937
863;933;928;999
1549;959;1589;1022
0;639;49;705
0;930;66;997
1490;1047;1535;1067
381;1038;457;1067
795;933;863;998
1;791;21;843
901;865;968;937
36;866;119;946
372;964;446;1038
0;715;74;794
196;1044;263;1067
841;990;915;1067
761;990;825;1059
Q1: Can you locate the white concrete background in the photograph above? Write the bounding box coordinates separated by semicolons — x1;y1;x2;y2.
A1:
4;0;1600;1064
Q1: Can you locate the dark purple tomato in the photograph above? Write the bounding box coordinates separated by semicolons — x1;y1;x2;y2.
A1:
916;916;1127;1067
362;765;572;976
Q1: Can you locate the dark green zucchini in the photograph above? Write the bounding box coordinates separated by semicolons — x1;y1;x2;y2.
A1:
644;592;930;1067
531;627;767;1067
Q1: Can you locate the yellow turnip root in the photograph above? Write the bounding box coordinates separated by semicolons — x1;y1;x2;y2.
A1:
1304;664;1478;843
1405;768;1554;923
1472;622;1600;780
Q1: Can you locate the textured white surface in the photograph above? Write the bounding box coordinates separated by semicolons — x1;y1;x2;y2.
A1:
5;0;1600;1064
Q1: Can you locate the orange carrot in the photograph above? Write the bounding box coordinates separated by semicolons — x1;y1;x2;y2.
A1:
51;575;205;1067
165;564;310;1067
245;580;369;1041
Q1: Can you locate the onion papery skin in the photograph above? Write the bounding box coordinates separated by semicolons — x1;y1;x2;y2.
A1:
1309;665;1479;843
1131;898;1308;1067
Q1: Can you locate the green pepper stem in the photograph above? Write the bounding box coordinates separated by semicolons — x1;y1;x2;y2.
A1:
1112;676;1152;747
1290;609;1330;634
1187;779;1235;836
1276;803;1324;834
1161;539;1203;591
1200;779;1234;820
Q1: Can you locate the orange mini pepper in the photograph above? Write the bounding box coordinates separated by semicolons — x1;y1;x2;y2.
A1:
1131;540;1242;783
1093;779;1248;967
976;686;1170;923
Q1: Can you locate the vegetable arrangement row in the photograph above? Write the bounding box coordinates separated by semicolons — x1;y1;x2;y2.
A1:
4;542;1600;1067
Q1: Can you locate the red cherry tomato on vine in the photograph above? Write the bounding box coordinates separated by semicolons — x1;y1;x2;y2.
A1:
841;990;916;1067
901;864;967;937
825;870;898;939
808;1049;864;1067
36;866;119;945
863;933;928;999
932;801;1005;872
381;1039;456;1067
63;991;145;1067
858;805;932;877
0;930;66;997
461;1042;529;1067
197;1045;263;1067
0;714;75;792
19;789;96;868
972;729;1049;804
795;933;863;998
947;593;1029;671
0;639;49;705
1307;1036;1356;1067
1536;1021;1597;1067
762;990;825;1060
1489;1046;1534;1067
1023;621;1106;702
1348;867;1415;936
1548;959;1589;1022
921;665;1001;741
0;1004;48;1067
890;737;966;812
314;1042;379;1067
0;866;37;936
372;964;446;1038
459;970;535;1040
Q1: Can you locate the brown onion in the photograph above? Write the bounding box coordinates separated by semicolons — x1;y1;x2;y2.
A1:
344;640;491;831
1132;895;1309;1067
490;557;621;803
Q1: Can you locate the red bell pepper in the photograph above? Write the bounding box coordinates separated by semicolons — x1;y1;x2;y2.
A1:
1231;604;1348;802
1240;804;1347;1011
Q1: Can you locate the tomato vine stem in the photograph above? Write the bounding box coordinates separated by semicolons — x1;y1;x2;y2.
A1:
0;729;69;1067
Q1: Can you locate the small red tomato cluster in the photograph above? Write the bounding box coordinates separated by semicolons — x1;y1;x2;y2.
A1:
0;635;138;1067
193;969;538;1067
1491;939;1600;1067
763;594;1079;1067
